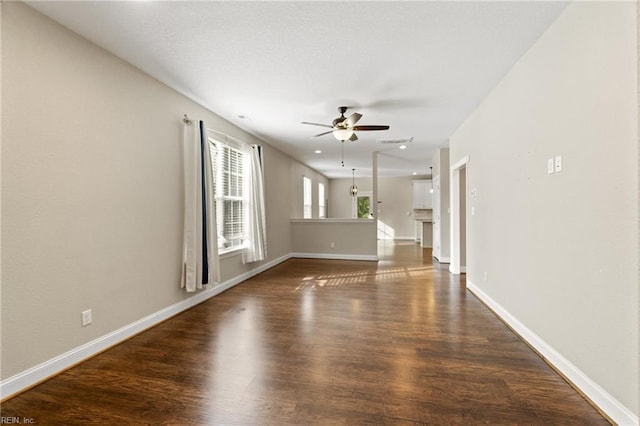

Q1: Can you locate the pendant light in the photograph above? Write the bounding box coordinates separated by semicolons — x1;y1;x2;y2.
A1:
349;168;358;197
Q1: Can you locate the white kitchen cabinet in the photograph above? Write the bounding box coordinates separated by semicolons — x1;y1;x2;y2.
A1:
412;180;433;209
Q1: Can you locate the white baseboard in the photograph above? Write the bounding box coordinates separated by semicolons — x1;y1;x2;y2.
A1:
449;265;466;274
466;280;638;426
435;256;450;263
0;253;291;401
290;252;378;262
220;253;292;289
393;236;415;241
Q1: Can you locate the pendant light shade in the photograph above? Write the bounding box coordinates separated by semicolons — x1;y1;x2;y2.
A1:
349;168;358;197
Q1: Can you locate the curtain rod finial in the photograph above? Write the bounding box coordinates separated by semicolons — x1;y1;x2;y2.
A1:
183;114;193;126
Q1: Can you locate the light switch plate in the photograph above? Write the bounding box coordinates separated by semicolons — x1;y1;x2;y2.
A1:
81;309;92;326
555;155;562;172
547;158;555;174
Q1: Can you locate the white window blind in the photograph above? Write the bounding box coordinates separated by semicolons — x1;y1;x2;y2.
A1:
210;139;246;251
303;176;312;219
318;183;325;218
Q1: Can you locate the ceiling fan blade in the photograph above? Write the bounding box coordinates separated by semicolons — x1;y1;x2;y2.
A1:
344;113;362;127
353;125;390;131
301;121;333;128
312;130;334;138
349;133;358;141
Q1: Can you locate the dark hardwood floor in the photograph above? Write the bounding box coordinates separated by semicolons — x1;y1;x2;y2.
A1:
1;240;607;425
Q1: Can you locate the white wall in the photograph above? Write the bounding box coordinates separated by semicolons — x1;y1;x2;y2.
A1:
377;177;415;239
329;176;416;241
328;177;372;219
0;2;297;381
449;2;638;420
291;220;377;258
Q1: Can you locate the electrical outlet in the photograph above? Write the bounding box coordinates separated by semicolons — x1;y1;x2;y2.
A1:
483;272;488;282
81;309;92;327
554;155;562;172
330;242;335;248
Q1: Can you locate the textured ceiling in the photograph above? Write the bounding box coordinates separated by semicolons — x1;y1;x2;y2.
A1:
28;1;568;178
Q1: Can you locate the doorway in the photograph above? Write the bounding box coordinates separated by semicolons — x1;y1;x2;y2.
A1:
432;175;441;259
450;156;469;275
353;191;373;219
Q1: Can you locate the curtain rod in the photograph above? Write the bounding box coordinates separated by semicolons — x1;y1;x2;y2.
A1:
182;114;246;145
206;128;245;146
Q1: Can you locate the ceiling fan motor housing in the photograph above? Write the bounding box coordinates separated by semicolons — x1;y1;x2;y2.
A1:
333;116;347;128
333;108;348;128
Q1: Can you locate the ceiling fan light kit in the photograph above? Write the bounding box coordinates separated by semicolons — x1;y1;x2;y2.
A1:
333;128;354;141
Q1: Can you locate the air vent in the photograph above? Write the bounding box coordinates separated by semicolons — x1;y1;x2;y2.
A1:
379;137;413;145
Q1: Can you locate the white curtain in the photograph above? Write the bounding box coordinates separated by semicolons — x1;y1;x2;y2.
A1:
181;120;220;292
242;145;267;264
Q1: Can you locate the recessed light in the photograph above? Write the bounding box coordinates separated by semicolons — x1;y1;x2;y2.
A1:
314;150;322;154
412;172;417;175
399;145;407;150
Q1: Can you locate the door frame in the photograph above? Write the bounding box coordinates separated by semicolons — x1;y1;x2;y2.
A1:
432;175;441;259
450;155;469;275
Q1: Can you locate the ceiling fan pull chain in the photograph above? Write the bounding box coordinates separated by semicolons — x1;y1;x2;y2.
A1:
341;141;344;167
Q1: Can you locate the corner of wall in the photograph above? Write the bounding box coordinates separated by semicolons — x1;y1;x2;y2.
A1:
636;0;640;415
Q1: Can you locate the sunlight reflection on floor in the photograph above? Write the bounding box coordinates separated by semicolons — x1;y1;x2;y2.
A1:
294;265;433;291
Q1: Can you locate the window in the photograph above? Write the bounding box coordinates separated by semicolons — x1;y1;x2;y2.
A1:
210;138;246;251
303;176;312;219
318;183;325;218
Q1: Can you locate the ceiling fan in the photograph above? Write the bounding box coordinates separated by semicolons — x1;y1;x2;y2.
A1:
301;106;390;142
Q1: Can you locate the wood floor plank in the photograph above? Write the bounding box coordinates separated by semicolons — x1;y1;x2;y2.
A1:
1;241;608;424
